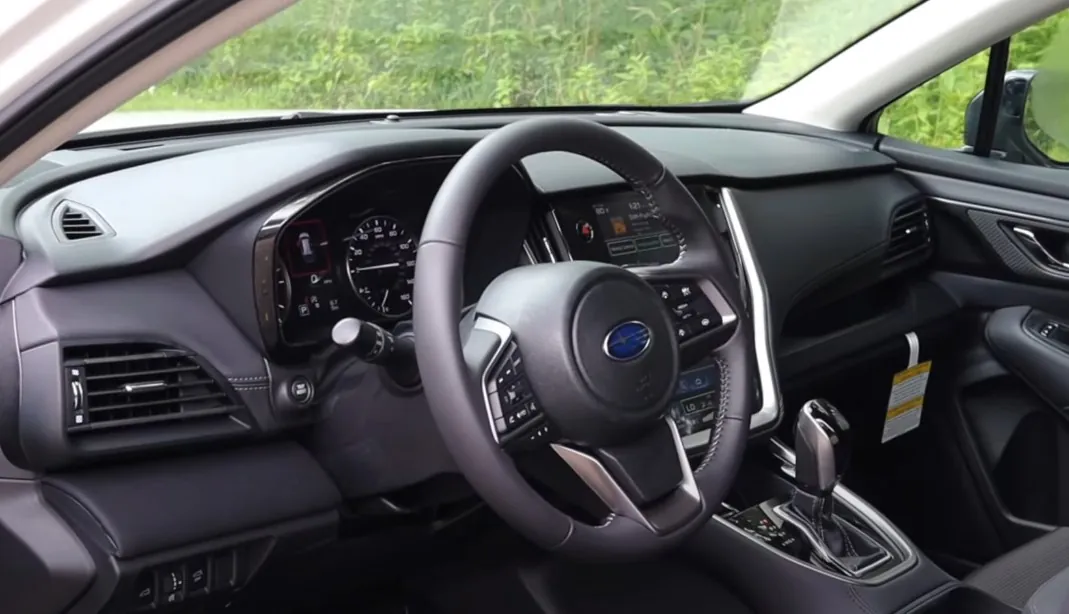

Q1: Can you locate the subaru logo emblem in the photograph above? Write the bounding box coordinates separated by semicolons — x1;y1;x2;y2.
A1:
603;321;652;362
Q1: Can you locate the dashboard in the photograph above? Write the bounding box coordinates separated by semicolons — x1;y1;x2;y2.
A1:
0;114;958;613
0;117;935;478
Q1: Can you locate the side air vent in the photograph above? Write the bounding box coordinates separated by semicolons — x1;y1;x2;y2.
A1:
524;214;561;263
884;200;932;269
64;344;242;434
52;201;113;242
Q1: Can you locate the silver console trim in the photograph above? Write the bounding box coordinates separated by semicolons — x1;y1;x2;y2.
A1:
552;419;702;534
712;439;918;585
719;188;781;432
771;503;893;578
712;438;918;585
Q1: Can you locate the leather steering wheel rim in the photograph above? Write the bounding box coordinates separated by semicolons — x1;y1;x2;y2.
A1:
414;117;756;558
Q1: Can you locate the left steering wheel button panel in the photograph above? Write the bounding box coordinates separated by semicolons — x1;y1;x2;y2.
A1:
488;342;542;440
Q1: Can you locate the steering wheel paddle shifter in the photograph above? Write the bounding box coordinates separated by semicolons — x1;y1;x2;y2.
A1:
413;117;759;558
778;399;892;576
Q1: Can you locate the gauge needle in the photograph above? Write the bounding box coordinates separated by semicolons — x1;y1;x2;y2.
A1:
355;262;400;272
381;290;390;311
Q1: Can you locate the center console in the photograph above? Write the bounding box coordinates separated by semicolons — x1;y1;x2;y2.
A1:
685;399;1032;614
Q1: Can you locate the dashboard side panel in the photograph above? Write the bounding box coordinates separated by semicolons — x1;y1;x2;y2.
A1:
41;442;340;558
14;271;267;382
0;480;95;614
303;360;460;499
189;210;272;352
731;173;922;335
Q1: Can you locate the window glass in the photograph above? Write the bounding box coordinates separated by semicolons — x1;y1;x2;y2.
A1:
879;10;1069;164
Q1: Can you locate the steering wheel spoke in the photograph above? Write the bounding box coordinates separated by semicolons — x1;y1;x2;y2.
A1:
468;317;558;451
552;419;703;535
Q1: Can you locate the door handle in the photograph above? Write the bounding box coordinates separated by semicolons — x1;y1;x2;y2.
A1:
1011;226;1069;270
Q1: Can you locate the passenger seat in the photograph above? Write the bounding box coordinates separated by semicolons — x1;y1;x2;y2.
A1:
966;528;1069;608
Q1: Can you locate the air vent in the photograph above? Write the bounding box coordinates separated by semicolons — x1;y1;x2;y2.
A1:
53;201;112;242
884;200;932;268
64;344;242;434
524;214;561;263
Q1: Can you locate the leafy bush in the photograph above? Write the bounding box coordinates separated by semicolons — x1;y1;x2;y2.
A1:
124;0;1068;152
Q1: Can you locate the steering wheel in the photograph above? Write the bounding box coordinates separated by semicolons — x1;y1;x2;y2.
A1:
413;117;756;558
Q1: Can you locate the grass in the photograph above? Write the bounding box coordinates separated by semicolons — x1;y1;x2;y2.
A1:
123;0;1069;157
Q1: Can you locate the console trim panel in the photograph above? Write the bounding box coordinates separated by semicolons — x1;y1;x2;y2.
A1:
711;439;918;585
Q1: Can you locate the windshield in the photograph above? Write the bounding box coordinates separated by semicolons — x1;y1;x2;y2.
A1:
111;0;922;127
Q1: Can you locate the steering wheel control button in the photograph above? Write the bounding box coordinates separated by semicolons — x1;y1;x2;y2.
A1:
289;376;314;405
489;342;544;439
655;282;721;342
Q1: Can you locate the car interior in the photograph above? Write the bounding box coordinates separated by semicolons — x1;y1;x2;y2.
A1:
8;3;1069;614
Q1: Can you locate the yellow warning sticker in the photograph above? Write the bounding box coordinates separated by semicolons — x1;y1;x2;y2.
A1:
882;361;932;443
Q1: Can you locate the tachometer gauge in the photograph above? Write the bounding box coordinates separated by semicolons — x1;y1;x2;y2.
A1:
275;261;292;324
345;215;416;317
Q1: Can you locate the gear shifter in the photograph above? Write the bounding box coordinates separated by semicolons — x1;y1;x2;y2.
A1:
781;399;889;576
793;398;851;520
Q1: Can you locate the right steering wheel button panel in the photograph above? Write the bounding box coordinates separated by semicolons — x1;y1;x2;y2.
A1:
653;282;721;341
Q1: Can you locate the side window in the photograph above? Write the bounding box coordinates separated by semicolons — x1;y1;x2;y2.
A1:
878;10;1069;166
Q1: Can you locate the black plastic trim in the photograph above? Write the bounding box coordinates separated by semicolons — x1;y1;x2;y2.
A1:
41;441;340;559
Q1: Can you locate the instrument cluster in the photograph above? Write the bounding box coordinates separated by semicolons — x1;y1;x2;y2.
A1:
266;158;533;354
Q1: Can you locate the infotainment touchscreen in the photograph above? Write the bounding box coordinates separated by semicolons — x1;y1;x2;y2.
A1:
550;190;680;266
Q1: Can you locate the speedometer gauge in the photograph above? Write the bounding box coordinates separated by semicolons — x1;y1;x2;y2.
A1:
345;215;416;317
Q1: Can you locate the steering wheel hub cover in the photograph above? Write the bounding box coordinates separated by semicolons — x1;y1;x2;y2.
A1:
570;271;677;418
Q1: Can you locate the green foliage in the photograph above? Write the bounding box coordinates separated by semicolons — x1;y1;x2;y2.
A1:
124;0;1069;157
879;9;1069;152
125;0;916;110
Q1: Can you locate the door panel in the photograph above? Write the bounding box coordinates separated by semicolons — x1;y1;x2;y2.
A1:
877;144;1069;561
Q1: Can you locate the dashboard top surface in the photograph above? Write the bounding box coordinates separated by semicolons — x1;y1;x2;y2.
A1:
6;121;894;294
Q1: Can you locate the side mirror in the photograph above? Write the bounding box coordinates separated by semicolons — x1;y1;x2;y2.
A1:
964;23;1069;166
963;69;1040;163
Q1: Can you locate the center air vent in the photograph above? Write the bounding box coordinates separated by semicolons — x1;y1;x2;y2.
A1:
64;344;242;434
52;201;112;242
884;200;932;269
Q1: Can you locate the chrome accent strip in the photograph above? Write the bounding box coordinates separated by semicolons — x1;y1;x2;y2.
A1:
540;236;559;263
551;419;701;534
122;381;166;393
711;438;918;585
546;209;571;262
719;188;781;432
772;503;892;578
521;240;538;265
472;317;514;444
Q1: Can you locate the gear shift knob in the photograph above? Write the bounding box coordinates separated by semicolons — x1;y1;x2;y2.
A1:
794;399;852;497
